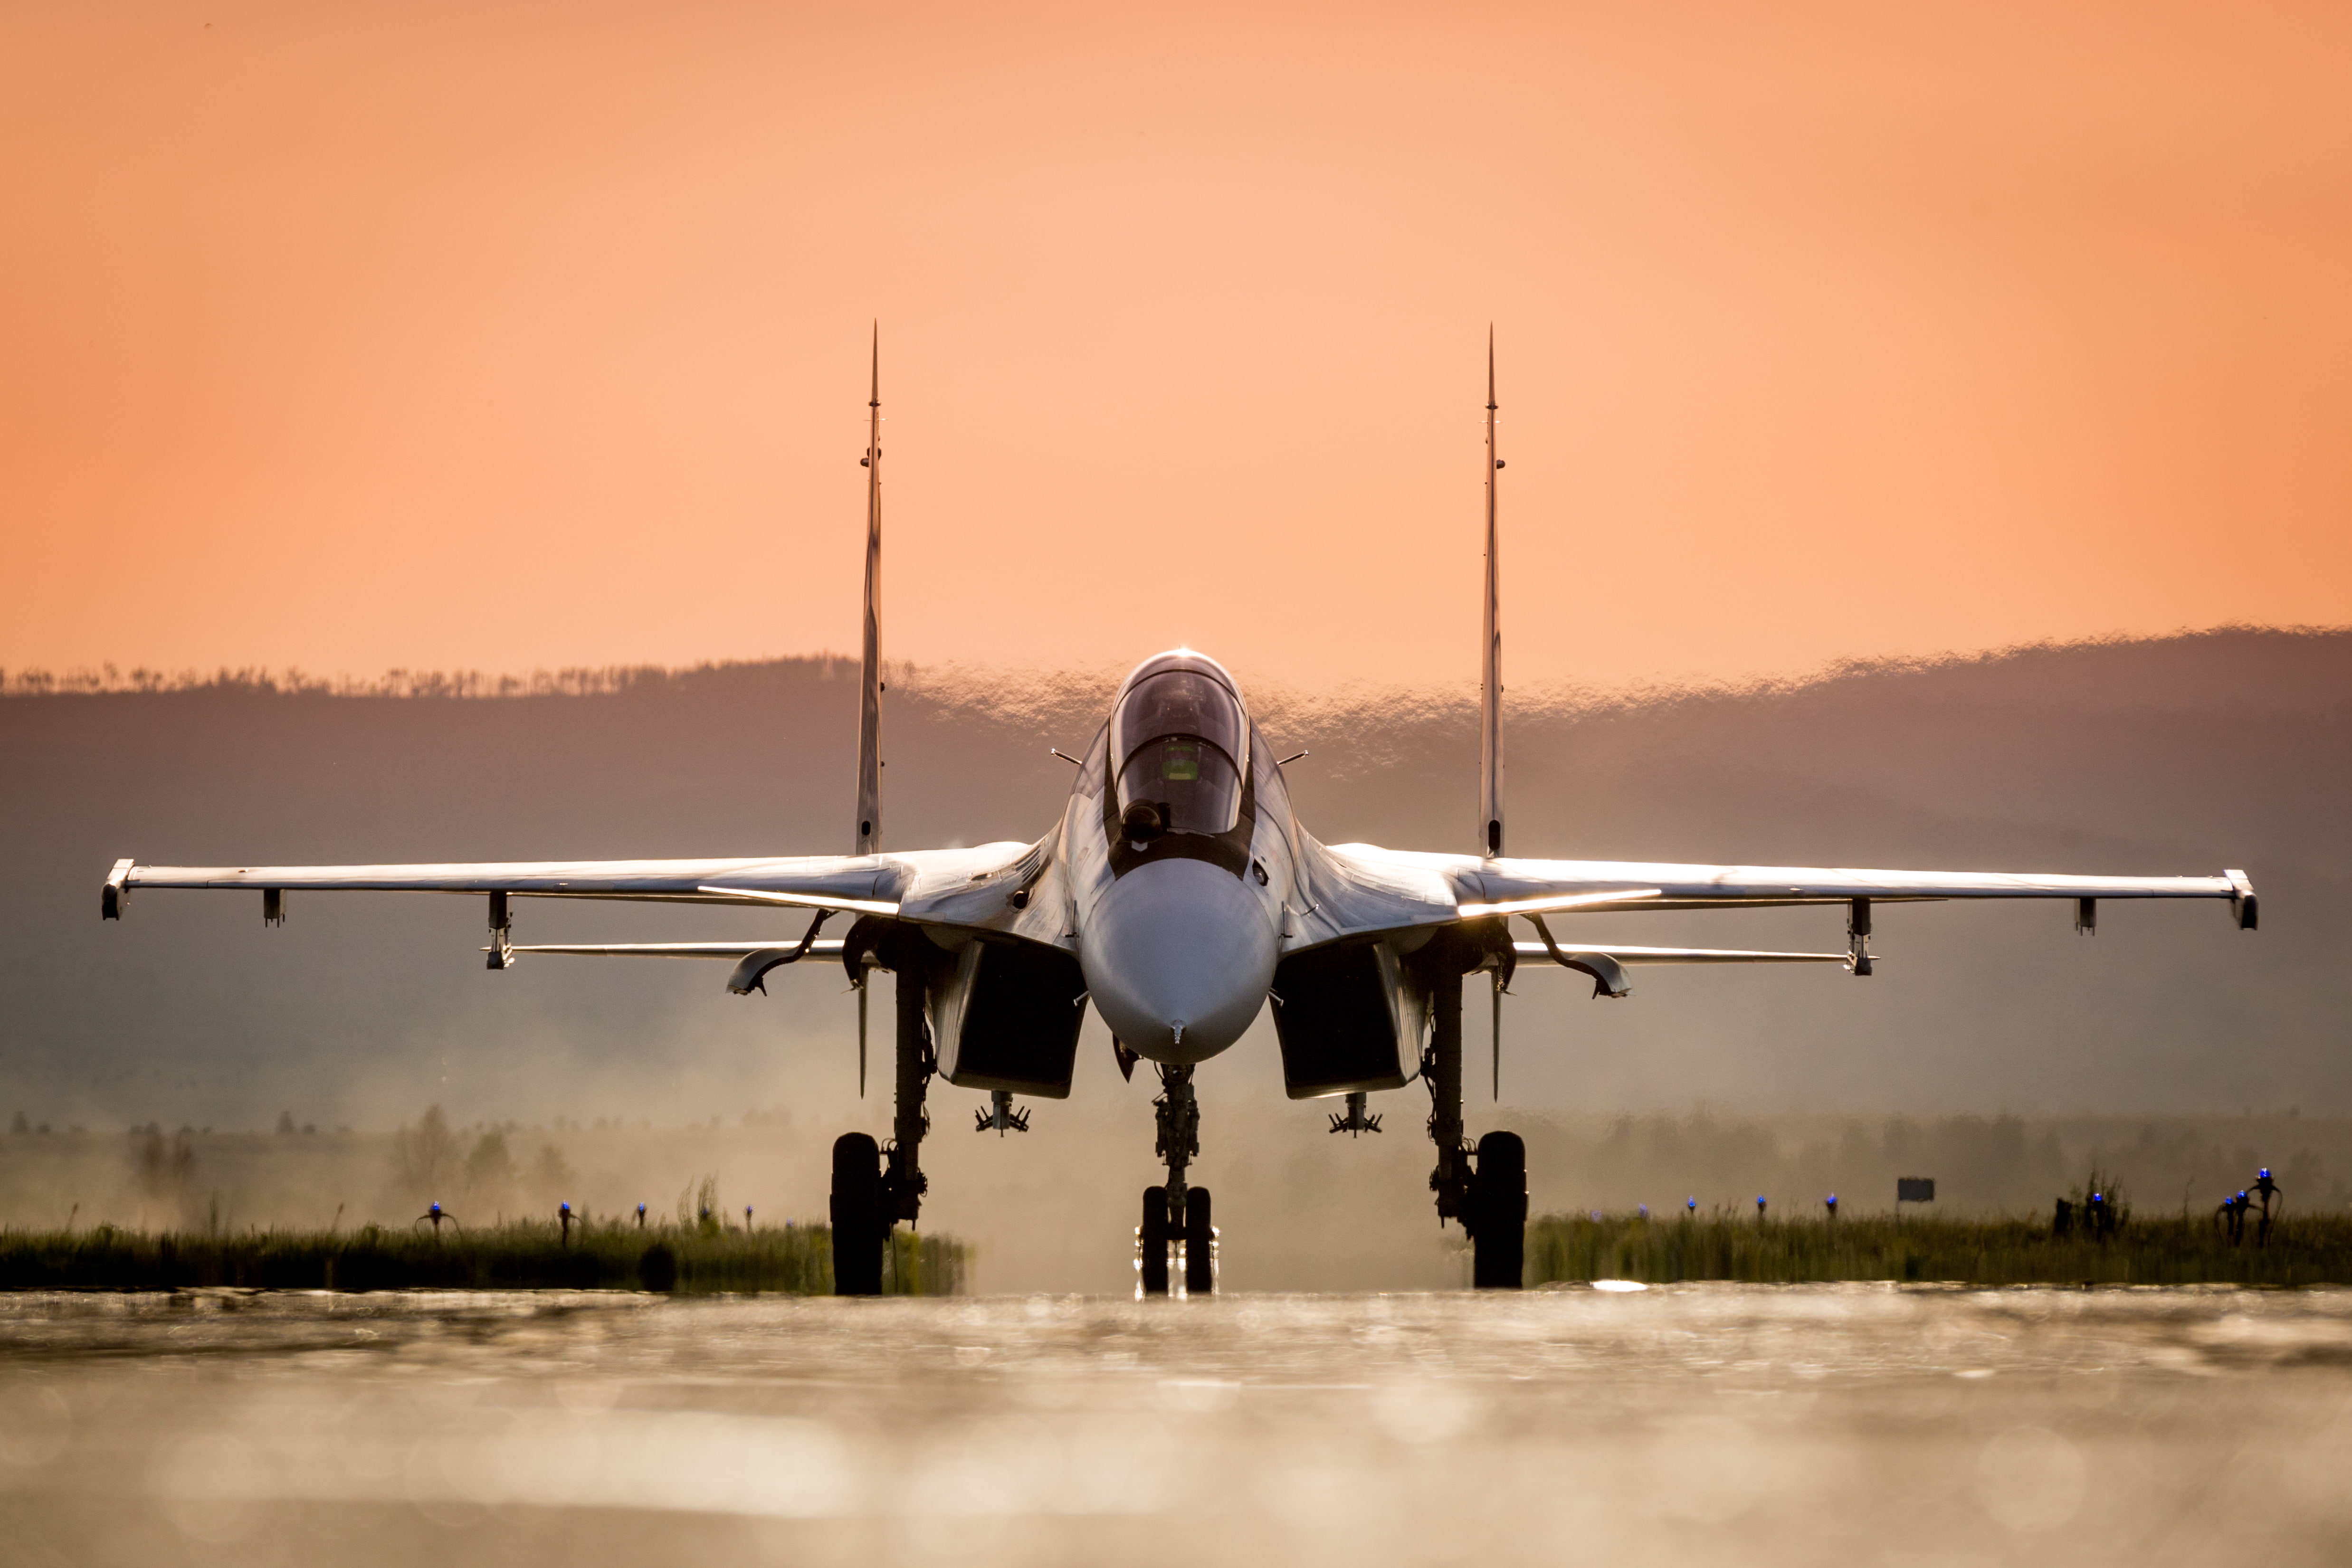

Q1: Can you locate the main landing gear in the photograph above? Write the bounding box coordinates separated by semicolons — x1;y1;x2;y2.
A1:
1139;1064;1216;1296
831;932;933;1296
829;935;1524;1296
1422;962;1526;1289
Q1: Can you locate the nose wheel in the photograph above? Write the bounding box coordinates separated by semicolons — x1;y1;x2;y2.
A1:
1139;1184;1217;1297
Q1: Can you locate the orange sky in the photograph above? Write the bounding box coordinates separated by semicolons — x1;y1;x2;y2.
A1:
4;1;2347;693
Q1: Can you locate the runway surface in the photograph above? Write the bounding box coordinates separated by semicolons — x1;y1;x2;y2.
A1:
3;1283;2348;1566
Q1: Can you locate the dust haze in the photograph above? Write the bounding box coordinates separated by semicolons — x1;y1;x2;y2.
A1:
2;628;2346;1290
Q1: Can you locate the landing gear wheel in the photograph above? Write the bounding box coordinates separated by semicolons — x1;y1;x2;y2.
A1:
830;1132;886;1296
1471;1131;1526;1290
1184;1188;1215;1296
1140;1186;1171;1296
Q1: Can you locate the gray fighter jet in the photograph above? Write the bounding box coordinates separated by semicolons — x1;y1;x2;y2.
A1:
99;334;2258;1293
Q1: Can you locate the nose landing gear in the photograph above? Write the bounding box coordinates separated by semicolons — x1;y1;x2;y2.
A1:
1138;1064;1217;1295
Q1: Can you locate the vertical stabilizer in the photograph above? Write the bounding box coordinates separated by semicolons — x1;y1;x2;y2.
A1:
1479;329;1505;858
855;325;884;857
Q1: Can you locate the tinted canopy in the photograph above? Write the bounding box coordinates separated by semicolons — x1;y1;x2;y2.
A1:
1111;668;1247;835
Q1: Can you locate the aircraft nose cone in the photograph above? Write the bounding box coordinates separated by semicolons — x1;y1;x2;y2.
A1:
1082;857;1276;1063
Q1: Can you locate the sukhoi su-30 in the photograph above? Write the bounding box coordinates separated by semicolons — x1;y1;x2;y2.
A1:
98;335;2261;1293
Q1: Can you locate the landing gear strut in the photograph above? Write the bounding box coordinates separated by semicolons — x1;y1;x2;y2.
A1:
1423;962;1526;1289
1140;1064;1215;1295
831;935;934;1296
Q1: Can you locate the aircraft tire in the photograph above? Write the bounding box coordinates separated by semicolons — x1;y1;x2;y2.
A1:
1471;1131;1527;1290
1140;1186;1171;1295
1184;1188;1215;1296
830;1132;886;1296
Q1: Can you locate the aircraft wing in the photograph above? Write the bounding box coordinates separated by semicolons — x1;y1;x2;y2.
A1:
1295;841;2257;947
103;839;1060;934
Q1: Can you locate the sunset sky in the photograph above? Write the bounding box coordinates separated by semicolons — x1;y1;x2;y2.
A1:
4;1;2346;693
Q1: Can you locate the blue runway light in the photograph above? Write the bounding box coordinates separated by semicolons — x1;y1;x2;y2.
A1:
1686;1198;1697;1212
1638;1205;1649;1218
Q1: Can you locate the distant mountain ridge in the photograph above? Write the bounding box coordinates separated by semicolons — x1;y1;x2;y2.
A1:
13;623;2343;714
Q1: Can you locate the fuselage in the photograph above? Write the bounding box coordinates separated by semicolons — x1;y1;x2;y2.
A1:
1061;651;1301;1064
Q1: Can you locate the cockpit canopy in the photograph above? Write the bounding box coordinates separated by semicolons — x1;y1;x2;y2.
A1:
1110;655;1248;838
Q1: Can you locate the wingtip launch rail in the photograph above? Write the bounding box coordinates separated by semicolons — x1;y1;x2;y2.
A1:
96;333;2261;1297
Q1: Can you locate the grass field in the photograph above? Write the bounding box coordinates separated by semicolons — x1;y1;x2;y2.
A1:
1526;1210;2352;1286
0;1220;965;1295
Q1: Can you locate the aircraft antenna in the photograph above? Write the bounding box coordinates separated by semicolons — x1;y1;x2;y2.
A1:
856;323;884;857
1480;327;1505;858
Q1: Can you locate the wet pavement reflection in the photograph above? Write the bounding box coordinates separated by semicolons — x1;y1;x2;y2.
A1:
3;1283;2349;1565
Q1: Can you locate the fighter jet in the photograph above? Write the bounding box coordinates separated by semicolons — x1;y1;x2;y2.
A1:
99;333;2259;1294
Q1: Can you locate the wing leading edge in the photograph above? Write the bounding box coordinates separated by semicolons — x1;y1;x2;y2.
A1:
1297;842;2257;949
102;839;1070;947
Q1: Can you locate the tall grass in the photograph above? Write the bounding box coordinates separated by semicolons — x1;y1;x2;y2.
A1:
0;1221;964;1295
1527;1211;2352;1286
